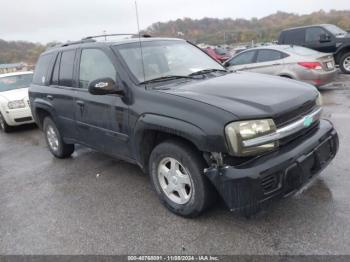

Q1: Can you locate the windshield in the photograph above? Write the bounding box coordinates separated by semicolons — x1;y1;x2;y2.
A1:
0;73;33;92
324;24;347;36
113;40;224;83
284;45;320;56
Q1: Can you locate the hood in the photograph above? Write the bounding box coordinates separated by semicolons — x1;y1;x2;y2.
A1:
162;72;318;120
336;34;350;42
0;88;29;102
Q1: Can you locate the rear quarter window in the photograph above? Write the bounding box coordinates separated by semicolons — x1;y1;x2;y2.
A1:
33;53;55;85
280;29;305;45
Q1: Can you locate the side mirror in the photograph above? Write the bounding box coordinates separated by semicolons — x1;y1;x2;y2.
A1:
320;33;331;43
223;61;230;67
88;78;124;96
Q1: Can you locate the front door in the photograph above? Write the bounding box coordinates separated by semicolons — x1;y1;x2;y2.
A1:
75;47;130;158
305;27;336;53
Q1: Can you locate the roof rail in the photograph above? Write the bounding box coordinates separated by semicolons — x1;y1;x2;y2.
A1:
82;33;152;41
46;39;96;50
61;39;96;47
82;33;138;40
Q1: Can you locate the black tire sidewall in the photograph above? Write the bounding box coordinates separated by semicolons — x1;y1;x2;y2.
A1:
0;113;11;133
340;52;350;74
149;141;209;217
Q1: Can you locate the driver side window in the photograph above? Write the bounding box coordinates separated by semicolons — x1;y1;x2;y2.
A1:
79;49;116;89
305;27;327;42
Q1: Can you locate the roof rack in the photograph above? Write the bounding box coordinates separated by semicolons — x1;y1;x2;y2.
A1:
82;33;138;40
60;39;96;47
82;33;152;40
47;33;153;50
46;39;96;50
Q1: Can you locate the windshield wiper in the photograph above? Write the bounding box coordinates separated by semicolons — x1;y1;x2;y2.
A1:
188;68;228;76
139;75;195;85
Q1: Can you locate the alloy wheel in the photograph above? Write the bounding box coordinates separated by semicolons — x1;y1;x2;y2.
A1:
157;157;193;205
344;56;350;72
46;125;59;152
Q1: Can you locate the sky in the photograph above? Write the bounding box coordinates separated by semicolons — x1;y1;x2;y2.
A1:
1;0;349;43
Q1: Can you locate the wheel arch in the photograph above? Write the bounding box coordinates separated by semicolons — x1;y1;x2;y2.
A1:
335;45;350;64
32;101;56;129
133;114;209;172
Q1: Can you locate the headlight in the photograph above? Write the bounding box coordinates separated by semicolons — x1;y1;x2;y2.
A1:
8;100;26;109
225;119;278;156
316;92;323;106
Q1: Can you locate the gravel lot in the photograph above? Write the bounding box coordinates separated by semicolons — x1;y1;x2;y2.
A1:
1;73;350;255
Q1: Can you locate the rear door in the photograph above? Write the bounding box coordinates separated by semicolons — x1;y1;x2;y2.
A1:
47;49;78;140
247;49;287;75
74;47;130;158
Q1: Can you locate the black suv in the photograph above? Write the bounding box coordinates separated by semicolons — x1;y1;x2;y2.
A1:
29;36;339;217
278;24;350;74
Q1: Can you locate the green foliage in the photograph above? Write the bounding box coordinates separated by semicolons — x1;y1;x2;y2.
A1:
144;10;350;45
0;40;46;64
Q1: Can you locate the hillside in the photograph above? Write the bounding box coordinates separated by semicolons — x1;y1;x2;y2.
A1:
0;39;46;64
144;10;350;45
1;10;350;64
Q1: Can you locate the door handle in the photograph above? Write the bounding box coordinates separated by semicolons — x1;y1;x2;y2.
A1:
76;100;85;107
46;95;53;100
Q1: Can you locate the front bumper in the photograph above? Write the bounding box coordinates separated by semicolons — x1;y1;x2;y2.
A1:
205;119;338;211
2;107;34;126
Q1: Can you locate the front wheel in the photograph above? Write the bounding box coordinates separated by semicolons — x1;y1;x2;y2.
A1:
0;113;11;133
339;52;350;74
149;140;216;217
43;117;74;158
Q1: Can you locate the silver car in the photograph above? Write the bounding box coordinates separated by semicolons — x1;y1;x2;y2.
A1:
224;45;337;87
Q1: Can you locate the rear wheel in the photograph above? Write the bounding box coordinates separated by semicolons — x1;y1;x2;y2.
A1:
339;52;350;74
43;117;74;158
0;113;11;133
149;140;216;217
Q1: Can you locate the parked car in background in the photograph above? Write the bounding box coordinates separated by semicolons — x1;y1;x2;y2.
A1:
278;24;350;74
224;45;337;87
204;47;231;62
29;36;338;217
0;71;34;132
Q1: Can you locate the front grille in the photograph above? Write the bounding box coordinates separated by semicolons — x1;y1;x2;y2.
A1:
274;100;316;127
279;120;319;146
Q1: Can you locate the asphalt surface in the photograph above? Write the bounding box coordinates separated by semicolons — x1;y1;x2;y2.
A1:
1;73;350;255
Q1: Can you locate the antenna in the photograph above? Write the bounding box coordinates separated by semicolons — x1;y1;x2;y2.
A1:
135;1;146;85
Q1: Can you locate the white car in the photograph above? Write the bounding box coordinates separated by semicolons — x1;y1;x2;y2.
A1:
0;71;35;132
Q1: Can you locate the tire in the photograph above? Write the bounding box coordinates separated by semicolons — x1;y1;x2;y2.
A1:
149;139;216;217
43;117;74;158
0;112;11;133
339;52;350;74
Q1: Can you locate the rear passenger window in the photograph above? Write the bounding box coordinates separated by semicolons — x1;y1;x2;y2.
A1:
280;29;304;44
79;49;116;89
305;27;326;42
51;53;61;85
256;50;283;63
59;50;76;87
33;54;54;85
